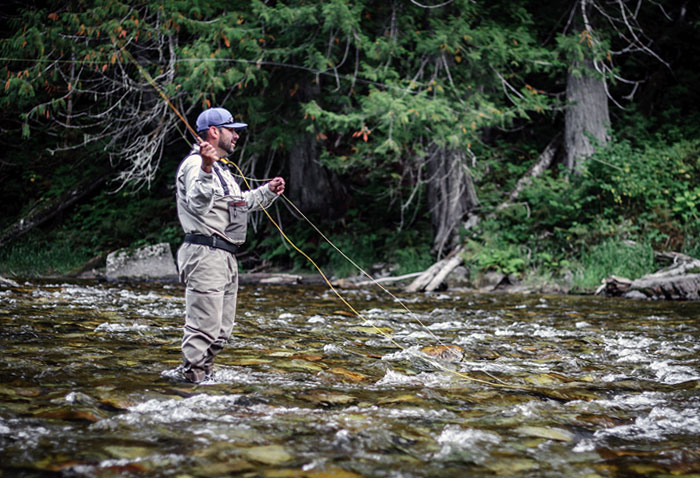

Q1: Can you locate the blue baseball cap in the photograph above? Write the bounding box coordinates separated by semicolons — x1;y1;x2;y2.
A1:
196;107;247;132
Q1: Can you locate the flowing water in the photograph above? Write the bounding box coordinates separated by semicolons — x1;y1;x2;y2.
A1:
1;280;699;477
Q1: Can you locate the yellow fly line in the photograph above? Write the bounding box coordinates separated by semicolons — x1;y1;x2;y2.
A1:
121;46;517;390
228;160;514;389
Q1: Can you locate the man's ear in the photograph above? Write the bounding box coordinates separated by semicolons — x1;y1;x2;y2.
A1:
208;126;220;140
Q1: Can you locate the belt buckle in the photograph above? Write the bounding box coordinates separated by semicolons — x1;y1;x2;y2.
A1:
211;236;218;248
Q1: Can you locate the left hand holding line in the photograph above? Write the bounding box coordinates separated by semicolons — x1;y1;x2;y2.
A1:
268;177;285;195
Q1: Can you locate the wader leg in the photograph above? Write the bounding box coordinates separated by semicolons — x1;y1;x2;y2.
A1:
182;287;224;372
202;264;238;374
177;243;238;383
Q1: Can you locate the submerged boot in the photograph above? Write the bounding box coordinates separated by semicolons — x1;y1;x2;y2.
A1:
183;366;207;384
202;345;222;379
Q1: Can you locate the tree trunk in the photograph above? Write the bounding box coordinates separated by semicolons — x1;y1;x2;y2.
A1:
564;57;610;171
288;135;347;219
287;79;346;219
425;145;479;258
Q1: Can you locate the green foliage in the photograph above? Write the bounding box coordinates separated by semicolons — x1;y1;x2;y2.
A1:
488;137;700;252
0;231;93;277
472;135;700;284
254;211;433;279
462;235;527;277
391;244;434;277
63;189;177;250
572;239;656;291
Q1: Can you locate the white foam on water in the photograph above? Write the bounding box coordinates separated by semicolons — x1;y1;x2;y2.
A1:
375;369;450;388
0;420;54;448
454;333;489;345
531;325;569;338
493;322;573;338
606;336;656;350
509;399;557;418
381;345;423;362
322;343;345;355
307;315;325;324
600;373;631;382
94;322;154;334
428;321;468;330
458;359;529;375
118;290;162;301
400;331;434;340
344;404;452;421
110;393;245;425
364;308;386;316
69;453;188;475
649;360;700;384
573;438;596;453
568;391;666;414
435;425;501;461
209;366;324;389
614;349;649;363
595;406;700;441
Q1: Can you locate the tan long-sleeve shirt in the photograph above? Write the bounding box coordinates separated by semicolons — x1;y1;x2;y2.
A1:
176;149;278;245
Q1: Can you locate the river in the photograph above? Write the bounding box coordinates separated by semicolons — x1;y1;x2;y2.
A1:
1;280;699;477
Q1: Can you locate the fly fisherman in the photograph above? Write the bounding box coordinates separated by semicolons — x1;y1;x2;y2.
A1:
175;107;285;383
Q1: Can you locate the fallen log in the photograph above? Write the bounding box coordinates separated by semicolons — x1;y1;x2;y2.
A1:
0;275;20;287
405;245;464;293
239;273;304;285
424;247;465;292
626;274;700;300
354;271;422;287
597;252;700;300
595;275;632;296
648;251;700;277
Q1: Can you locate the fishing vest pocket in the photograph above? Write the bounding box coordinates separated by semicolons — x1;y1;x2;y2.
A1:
226;198;248;243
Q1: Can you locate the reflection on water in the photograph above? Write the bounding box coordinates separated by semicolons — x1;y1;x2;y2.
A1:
1;280;700;477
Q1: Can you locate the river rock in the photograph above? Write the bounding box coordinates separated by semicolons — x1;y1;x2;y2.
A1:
446;266;470;287
105;243;178;281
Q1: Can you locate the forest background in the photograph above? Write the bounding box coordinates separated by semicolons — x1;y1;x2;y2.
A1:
1;0;698;293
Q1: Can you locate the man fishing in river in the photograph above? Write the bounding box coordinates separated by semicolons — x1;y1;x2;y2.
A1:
175;107;285;383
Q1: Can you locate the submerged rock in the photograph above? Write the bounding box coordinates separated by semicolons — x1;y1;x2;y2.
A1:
244;445;293;465
515;425;574;442
420;345;464;362
105;242;178;281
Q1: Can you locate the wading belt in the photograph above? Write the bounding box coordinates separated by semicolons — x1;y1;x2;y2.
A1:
184;233;238;254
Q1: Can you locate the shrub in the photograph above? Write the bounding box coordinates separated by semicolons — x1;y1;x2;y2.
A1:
572;239;655;291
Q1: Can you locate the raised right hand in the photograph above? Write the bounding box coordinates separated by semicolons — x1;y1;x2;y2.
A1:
198;139;218;173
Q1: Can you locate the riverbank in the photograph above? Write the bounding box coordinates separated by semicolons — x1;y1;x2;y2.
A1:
3;241;699;301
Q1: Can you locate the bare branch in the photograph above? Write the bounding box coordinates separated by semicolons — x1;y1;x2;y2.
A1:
409;0;456;9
